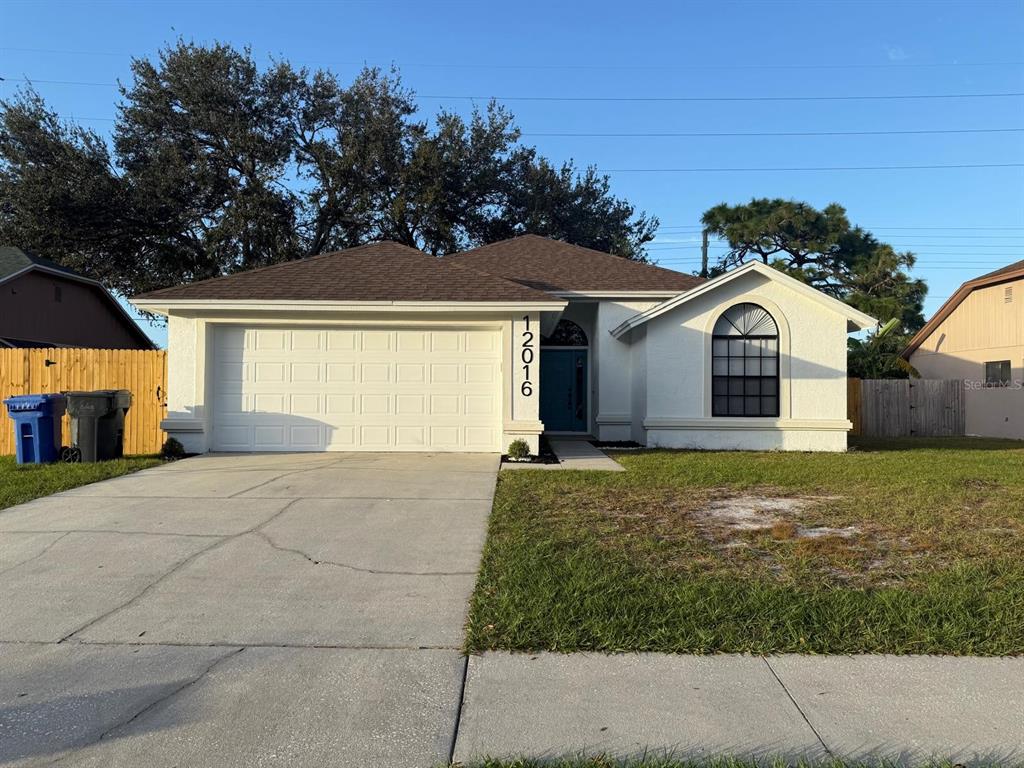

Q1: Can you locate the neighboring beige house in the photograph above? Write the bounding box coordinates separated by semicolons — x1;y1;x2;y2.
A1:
903;260;1024;439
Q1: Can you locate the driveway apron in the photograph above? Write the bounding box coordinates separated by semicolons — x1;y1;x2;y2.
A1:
0;452;498;767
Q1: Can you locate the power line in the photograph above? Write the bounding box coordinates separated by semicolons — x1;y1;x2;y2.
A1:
598;163;1024;172
649;243;1024;250
423;92;1024;103
657;225;1024;232
52;117;1024;138
524;127;1024;138
4;46;1023;71
5;78;1024;103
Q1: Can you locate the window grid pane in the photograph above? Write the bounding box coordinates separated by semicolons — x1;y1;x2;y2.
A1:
711;318;779;417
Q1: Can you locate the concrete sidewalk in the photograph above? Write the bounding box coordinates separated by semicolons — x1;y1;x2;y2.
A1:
452;652;1024;766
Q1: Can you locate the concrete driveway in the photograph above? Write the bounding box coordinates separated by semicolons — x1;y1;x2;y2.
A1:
0;452;498;767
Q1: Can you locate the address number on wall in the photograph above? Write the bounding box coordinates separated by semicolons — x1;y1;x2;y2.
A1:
520;315;534;397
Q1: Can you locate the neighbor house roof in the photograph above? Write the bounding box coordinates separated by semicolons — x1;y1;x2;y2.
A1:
902;258;1024;359
0;246;155;349
132;241;562;306
610;260;878;339
443;234;704;294
0;246;82;281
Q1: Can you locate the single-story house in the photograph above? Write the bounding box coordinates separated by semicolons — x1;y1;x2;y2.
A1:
132;235;876;454
902;259;1023;439
0;246;154;349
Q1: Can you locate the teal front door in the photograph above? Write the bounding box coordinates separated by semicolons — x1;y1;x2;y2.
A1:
540;349;588;432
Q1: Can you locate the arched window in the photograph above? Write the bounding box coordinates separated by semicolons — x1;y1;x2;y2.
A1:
541;319;588;347
712;303;779;417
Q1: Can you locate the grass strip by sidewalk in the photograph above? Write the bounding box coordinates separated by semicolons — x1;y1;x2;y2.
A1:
466;438;1024;655
0;455;162;510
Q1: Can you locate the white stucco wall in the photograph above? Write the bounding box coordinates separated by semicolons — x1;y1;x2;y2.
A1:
638;270;851;451
163;314;209;453
593;299;660;441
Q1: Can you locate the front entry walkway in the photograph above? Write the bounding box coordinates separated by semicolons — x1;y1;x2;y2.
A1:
0;452;498;767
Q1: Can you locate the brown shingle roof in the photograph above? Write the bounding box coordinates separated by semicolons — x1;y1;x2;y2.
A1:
902;257;1024;359
133;241;558;304
444;234;704;293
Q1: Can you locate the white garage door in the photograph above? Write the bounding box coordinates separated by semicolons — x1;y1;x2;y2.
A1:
211;326;502;452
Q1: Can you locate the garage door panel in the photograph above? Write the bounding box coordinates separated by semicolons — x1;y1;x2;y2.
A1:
254;329;287;351
430;331;461;352
326;363;355;383
212;326;501;452
290;362;321;382
290;330;322;350
290;394;321;415
430;364;460;384
396;363;425;383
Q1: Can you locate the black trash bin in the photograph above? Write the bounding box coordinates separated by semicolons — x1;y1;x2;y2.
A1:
64;390;133;462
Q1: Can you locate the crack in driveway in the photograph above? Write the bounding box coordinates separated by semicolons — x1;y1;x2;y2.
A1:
45;647;245;766
0;532;70;577
56;499;302;644
251;529;477;577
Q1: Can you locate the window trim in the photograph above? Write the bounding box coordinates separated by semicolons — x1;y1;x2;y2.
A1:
984;360;1012;387
711;303;780;418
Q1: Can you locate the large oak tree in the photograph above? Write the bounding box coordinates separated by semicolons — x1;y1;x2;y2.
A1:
0;41;657;297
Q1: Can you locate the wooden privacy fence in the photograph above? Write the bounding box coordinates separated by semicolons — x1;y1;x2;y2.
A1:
848;377;965;438
0;348;167;456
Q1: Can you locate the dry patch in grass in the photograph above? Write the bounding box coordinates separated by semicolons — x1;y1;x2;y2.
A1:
538;485;919;587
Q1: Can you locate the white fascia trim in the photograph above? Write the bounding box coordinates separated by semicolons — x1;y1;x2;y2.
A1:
2;264;156;349
643;417;852;432
549;290;682;300
132;299;567;317
611;261;877;339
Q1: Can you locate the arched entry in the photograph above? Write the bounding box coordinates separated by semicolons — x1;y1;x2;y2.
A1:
540;319;589;432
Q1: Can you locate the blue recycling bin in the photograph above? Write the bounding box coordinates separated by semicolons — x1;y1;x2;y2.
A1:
3;394;67;464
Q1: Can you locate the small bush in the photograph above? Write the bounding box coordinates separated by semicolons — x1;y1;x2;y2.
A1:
506;439;531;460
161;437;186;460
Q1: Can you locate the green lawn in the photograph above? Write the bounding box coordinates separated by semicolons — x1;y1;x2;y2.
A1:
465;437;1024;656
0;455;163;510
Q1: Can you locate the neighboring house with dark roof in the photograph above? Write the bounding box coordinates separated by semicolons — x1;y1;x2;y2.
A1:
903;259;1024;439
0;247;154;350
133;235;874;454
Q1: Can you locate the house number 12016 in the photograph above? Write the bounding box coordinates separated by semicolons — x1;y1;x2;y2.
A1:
520;315;534;397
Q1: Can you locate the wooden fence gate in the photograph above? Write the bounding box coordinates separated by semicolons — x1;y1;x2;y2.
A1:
0;348;167;456
848;378;965;438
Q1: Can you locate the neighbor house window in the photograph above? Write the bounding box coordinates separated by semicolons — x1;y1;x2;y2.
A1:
985;360;1011;387
712;303;779;417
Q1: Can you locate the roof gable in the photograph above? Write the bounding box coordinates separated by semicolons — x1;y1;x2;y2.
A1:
0;246;82;281
902;258;1024;358
610;261;877;339
444;234;703;294
0;246;155;349
132;241;560;305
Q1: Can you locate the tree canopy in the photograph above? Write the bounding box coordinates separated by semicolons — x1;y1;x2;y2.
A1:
702;198;927;332
0;41;656;297
701;198;928;378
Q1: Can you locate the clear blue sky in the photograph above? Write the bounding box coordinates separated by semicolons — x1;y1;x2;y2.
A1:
2;0;1023;347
